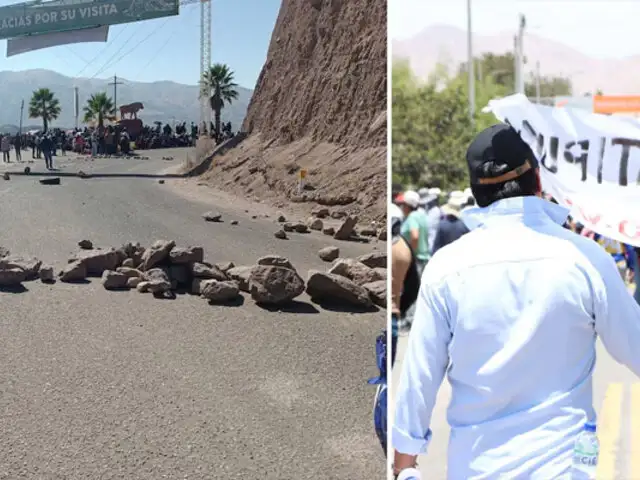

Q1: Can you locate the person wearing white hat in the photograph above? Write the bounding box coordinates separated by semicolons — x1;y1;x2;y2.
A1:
418;188;441;253
398;190;429;265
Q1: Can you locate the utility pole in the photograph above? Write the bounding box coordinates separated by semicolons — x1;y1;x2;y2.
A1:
466;0;475;123
515;14;526;94
19;99;24;134
73;86;79;130
200;0;212;136
108;74;124;120
513;35;519;94
535;61;541;104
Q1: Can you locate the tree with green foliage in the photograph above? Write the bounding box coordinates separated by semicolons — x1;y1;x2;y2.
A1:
28;88;61;133
202;63;239;141
393;54;572;190
459;52;572;99
393;59;507;189
83;92;116;129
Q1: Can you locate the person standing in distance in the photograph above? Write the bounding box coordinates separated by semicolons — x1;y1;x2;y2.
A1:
398;190;430;329
392;124;640;479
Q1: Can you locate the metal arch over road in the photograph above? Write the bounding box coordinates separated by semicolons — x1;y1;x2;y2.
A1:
0;0;179;40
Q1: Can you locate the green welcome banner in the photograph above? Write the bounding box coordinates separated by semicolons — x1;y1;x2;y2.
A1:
0;0;180;40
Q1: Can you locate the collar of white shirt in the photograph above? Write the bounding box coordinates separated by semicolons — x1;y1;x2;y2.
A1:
460;195;569;230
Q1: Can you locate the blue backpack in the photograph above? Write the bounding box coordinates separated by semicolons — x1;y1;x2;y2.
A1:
368;330;388;455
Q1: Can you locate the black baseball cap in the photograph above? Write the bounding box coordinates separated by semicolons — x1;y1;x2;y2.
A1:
466;124;539;186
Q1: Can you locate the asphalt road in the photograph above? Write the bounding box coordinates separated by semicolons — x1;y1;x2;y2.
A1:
0;149;386;479
391;333;638;480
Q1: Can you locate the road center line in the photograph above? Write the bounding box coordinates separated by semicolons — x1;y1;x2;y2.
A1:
596;383;623;480
630;384;640;479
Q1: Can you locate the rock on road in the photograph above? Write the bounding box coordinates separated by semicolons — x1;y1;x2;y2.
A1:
0;149;385;479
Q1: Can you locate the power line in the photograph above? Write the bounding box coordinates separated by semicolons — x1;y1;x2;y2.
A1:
74;24;131;78
88;27;141;79
91;18;171;79
133;28;177;80
64;45;89;64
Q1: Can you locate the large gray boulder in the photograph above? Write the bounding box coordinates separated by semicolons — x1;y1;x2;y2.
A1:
0;256;42;280
249;265;305;304
39;265;55;283
306;271;373;308
328;259;384;286
0;268;27;286
333;215;358;240
59;260;88;282
256;255;295;271
357;252;387;269
363;280;386;308
200;280;240;303
191;262;227;281
169;246;204;264
71;248;120;276
143;267;172;294
116;267;143;278
226;266;254;292
318;246;340;262
101;270;129;290
140;240;175;271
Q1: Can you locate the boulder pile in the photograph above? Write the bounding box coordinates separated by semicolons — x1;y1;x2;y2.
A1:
67;240;388;309
206;208;386;243
0;240;387;311
0;248;54;286
279;213;384;242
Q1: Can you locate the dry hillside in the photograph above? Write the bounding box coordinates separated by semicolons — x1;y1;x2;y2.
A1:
393;25;640;95
199;0;387;222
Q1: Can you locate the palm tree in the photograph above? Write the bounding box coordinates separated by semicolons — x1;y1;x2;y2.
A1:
28;88;61;132
202;63;239;140
83;92;116;129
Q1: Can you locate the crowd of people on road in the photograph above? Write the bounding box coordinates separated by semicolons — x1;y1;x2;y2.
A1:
0;118;216;167
0;131;59;169
0;118;236;166
391;184;640;333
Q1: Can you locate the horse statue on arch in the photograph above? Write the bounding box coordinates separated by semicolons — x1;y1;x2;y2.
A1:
119;102;144;120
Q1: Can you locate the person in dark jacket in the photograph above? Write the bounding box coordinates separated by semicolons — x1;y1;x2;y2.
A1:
432;196;470;255
40;135;53;169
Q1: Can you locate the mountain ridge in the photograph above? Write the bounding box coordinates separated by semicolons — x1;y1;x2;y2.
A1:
393;25;640;95
0;69;252;130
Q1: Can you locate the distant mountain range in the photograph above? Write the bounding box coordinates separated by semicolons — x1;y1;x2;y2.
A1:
0;69;253;132
393;25;640;95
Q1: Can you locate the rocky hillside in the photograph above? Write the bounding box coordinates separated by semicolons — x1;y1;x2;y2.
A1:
200;0;387;222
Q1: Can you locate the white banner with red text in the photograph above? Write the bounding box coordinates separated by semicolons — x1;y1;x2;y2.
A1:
484;94;640;247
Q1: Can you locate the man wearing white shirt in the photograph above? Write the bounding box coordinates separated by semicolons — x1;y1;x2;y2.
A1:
392;124;640;479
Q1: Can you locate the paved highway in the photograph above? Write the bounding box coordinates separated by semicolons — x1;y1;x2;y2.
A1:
391;334;638;479
0;149;386;479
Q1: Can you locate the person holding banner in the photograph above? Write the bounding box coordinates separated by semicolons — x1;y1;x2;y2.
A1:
392;124;640;479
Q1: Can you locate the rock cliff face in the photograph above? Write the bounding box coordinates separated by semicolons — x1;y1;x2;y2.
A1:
201;0;387;221
243;0;386;149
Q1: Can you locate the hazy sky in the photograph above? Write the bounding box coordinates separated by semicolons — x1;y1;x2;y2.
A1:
390;0;640;58
0;0;280;88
